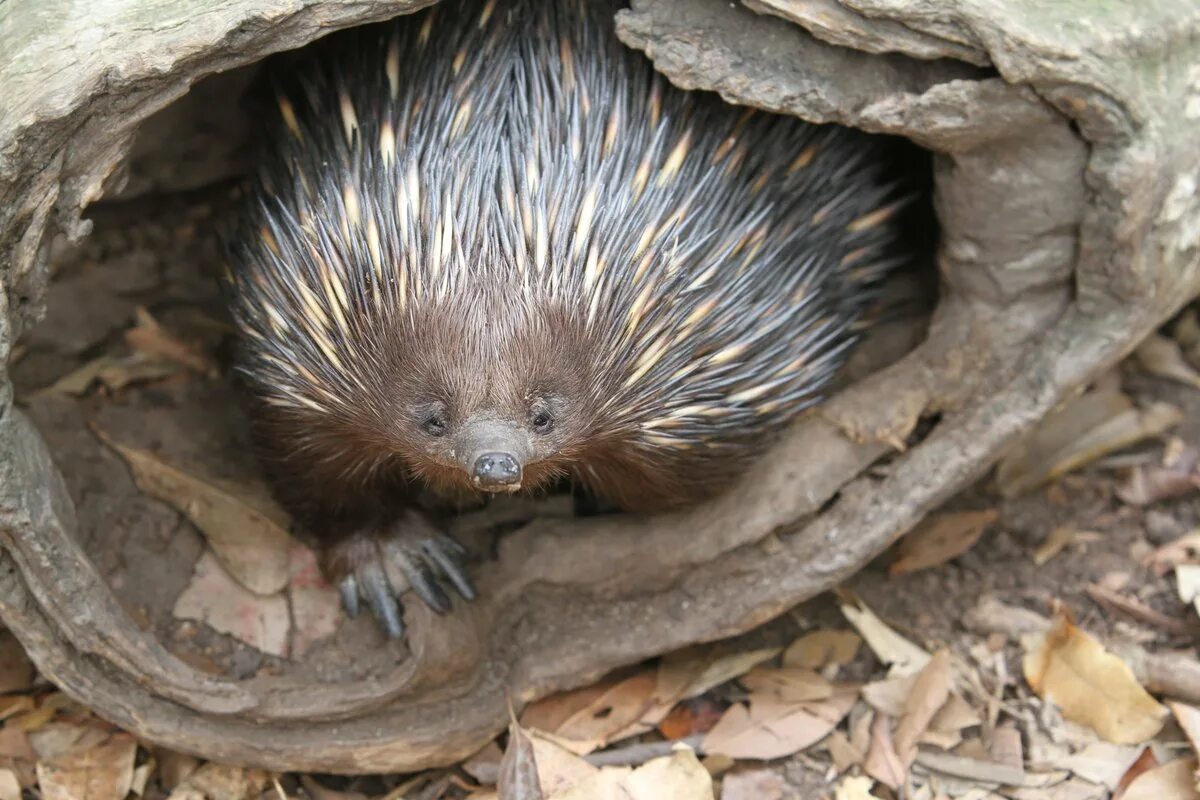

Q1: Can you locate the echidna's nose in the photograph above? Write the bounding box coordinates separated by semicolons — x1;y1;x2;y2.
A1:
472;452;522;490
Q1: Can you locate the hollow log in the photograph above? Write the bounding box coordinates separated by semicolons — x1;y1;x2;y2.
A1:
1;0;1198;774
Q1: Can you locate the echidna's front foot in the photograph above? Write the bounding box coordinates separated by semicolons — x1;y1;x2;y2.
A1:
325;512;476;639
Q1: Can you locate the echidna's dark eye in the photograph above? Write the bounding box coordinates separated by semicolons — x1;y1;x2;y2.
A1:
421;413;448;437
531;410;554;434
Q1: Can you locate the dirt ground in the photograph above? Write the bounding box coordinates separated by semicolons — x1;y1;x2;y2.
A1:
3;179;1200;799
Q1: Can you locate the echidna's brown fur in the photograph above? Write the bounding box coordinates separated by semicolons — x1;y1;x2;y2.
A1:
225;0;907;612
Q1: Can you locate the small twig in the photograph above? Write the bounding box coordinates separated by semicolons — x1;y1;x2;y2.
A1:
584;735;705;767
1085;583;1192;635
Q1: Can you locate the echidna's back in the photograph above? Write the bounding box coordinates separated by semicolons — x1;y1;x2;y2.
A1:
230;0;905;466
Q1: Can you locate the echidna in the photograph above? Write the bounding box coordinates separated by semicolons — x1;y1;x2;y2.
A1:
225;0;908;638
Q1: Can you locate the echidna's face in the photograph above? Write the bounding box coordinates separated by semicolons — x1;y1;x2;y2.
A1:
386;300;598;497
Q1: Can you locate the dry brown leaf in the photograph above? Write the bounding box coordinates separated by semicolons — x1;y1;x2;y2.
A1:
1034;526;1095;566
719;768;786;800
165;763;271;800
155;749;200;791
0;769;19;800
1022;610;1168;744
34;353;179;397
839;593;930;677
524;671;656;754
834;776;882;800
130;760;154;797
995;387;1181;498
124;307;219;378
1059;742;1143;789
36;734;137;800
1146;532;1200;575
893;649;952;764
1170;703;1200;768
739;667;833;703
1120;759;1200;800
889;511;998;576
28;723;111;762
499;718;545;800
928;692;981;736
701;687;856;760
173;551;291;657
1136;334;1200;390
620;746;712;800
782;630;861;670
863;712;905;790
826;730;866;773
96;429;293;595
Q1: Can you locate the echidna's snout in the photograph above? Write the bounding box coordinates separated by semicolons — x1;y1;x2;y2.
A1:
456;418;531;492
473;452;521;489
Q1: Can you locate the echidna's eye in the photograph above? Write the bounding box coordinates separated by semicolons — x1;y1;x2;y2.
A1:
531;410;554;434
421;413;448;437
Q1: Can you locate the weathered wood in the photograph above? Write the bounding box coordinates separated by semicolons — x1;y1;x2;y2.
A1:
1;0;1198;774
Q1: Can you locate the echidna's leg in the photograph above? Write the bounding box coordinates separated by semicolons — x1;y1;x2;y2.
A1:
320;509;476;639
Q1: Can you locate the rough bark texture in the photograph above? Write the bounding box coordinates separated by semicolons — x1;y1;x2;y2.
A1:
1;0;1199;775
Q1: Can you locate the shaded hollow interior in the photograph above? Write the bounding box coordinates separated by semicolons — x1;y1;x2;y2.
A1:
7;15;940;686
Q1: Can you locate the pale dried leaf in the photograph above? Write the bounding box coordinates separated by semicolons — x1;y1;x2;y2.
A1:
29;724;110;761
739;667;833;703
1057;742;1142;789
1023;612;1168;744
839;594;930;676
529;731;597;797
894;649;952;763
1136;334;1200;390
890;511;998;576
36;735;137;800
498;719;544;800
721;768;785;800
1147;531;1200;574
546;769;628;800
912;749;1024;786
826;730;865;772
287;543;341;658
130;760;154;797
173;551;291;657
1034;526;1088;566
701;688;856;760
864;712;905;790
929;692;981;735
996;388;1181;497
1006;778;1108;800
0;770;18;800
537;671;657;753
125;307;219;377
835;776;881;800
1176;565;1200;615
165;763;271;800
623;746;712;800
1171;702;1200;761
782;630;861;670
1120;759;1200;800
97;429;293;595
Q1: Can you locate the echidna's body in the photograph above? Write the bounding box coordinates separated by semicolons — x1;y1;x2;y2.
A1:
226;0;905;636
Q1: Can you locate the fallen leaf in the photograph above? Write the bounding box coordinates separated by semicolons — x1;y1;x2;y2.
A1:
1170;702;1200;760
1120;759;1200;800
928;692;981;737
835;776;881;800
1176;565;1200;618
463;741;504;785
165;763;272;800
990;724;1023;770
893;649;952;764
1059;742;1144;789
28;723;111;761
701;687;856;760
861;673;916;718
96;429;293;595
156;749;200;791
720;768;786;800
657;699;725;740
1136;334;1200;391
782;630;861;670
0;769;18;800
1023;610;1168;744
36;734;137;800
287;543;341;658
839;593;930;677
498;718;545;800
1117;448;1200;505
130;759;154;797
173;551;291;657
826;730;865;773
863;712;905;790
996;387;1181;498
889;510;998;576
1034;526;1096;566
523;671;656;753
1147;532;1200;575
739;667;833;703
1116;748;1161;797
620;746;712;800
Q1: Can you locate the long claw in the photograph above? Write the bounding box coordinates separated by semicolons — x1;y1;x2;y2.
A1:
361;563;404;639
424;540;477;601
340;575;360;618
407;559;452;614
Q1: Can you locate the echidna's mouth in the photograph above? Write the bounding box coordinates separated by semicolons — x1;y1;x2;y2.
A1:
470;451;523;492
456;418;531;493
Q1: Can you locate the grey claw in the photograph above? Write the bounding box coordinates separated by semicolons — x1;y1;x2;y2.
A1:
424;539;477;601
361;563;404;639
340;575;360;618
409;561;452;614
